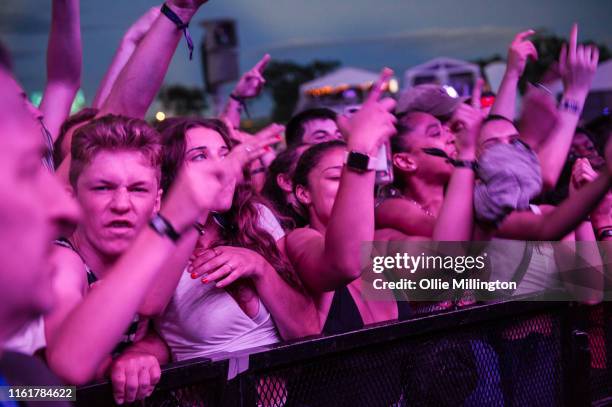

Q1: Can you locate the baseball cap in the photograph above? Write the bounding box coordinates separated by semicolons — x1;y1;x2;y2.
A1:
396;84;466;118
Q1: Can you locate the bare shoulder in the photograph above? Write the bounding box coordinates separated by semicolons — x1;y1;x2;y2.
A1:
50;244;88;296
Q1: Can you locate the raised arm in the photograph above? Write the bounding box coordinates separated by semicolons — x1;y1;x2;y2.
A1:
490;30;537;120
432;85;482;240
497;167;612;241
287;69;397;293
92;6;161;109
39;0;82;142
536;24;599;190
220;54;271;128
99;0;208;119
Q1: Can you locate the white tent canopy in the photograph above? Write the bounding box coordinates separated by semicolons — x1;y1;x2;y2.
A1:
402;57;480;96
296;67;390;113
484;61;507;94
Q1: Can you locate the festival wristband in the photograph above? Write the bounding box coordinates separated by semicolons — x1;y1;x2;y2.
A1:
161;3;194;60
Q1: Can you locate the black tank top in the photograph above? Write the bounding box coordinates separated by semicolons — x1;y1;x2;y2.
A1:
322;286;412;335
54;238;141;356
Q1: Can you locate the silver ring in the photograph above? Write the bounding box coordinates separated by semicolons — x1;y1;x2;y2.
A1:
245;146;253;153
227;262;234;271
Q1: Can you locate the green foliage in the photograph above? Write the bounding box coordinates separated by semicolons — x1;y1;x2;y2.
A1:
158;85;208;116
263;59;341;123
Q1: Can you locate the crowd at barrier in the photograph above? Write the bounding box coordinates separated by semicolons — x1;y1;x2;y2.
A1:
0;1;611;406
75;299;611;407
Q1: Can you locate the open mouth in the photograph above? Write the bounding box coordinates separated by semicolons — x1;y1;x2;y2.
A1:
105;220;135;229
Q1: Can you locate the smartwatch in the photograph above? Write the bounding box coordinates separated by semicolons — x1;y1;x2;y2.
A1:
344;151;377;172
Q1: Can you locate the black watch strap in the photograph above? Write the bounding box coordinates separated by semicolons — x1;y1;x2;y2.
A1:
149;214;181;242
453;159;479;171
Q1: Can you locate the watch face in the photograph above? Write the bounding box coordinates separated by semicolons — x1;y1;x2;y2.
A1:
347;151;369;170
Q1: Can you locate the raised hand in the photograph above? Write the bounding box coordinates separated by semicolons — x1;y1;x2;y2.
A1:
570;158;598;195
123;6;161;47
227;125;282;174
507;30;538;77
233;54;271;99
450;80;484;159
337;67;397;155
110;351;161;405
161;126;276;233
559;24;599;99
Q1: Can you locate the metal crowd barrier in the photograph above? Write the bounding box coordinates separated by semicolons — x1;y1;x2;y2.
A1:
77;297;612;406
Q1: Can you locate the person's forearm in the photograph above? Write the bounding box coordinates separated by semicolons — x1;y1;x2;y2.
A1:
92;40;138;109
39;0;82;142
324;167;376;280
253;264;320;339
220;97;242;129
490;70;519;119
433;167;475;241
99;4;198;119
538;89;588;190
46;227;176;385
138;228;199;317
540;171;612;239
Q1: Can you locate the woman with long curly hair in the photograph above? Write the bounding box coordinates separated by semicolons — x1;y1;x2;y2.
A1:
124;117;318;366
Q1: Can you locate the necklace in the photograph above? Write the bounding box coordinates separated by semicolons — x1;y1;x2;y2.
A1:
407;199;435;218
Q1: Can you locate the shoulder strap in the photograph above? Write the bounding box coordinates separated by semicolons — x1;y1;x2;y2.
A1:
53;238;98;286
497;241;534;299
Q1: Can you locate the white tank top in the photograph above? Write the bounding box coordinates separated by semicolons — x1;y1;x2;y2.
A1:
155;204;284;361
155;271;280;361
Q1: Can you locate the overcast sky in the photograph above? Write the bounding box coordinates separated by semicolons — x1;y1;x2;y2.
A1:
2;0;611;113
